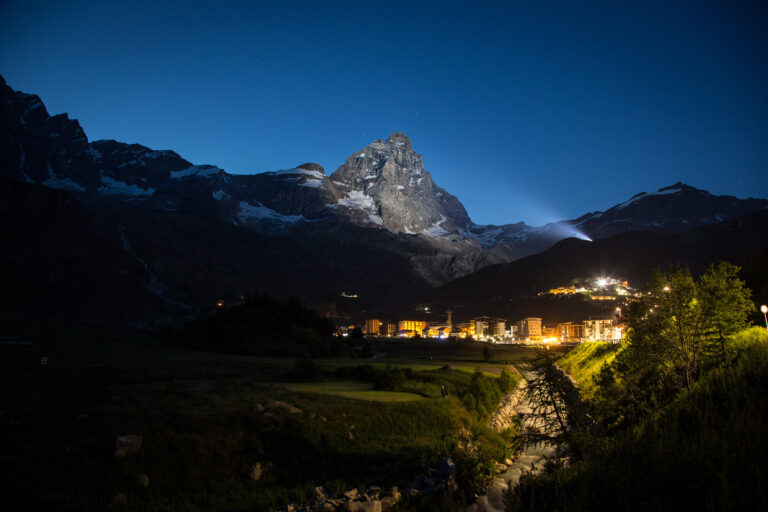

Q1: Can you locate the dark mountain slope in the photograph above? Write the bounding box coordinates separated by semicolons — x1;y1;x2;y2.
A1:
427;209;768;321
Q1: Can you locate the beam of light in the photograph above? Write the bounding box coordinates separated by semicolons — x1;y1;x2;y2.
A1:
500;192;594;241
573;232;593;242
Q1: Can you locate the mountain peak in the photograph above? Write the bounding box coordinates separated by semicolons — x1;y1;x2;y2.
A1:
385;132;412;150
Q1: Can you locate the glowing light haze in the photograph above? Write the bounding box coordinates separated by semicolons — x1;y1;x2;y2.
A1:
1;0;767;225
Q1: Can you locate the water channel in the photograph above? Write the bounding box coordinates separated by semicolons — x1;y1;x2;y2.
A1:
466;371;559;512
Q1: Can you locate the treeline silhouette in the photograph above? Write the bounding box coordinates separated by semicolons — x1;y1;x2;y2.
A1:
183;293;339;356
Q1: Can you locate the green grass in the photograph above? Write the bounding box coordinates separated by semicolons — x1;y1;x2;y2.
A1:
557;341;623;400
0;336;541;511
280;381;427;401
509;327;768;512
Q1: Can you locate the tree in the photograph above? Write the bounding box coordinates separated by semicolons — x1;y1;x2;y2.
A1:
519;363;589;453
599;262;755;426
350;326;364;342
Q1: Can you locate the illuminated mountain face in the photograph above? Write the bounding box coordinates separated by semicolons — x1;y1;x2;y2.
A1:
329;132;471;236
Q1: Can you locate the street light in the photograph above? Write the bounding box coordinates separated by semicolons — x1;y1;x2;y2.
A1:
761;305;768;329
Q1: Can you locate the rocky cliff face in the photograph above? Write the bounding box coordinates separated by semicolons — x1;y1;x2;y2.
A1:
330;132;471;235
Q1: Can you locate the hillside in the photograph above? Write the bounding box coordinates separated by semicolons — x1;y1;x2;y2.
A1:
507;328;768;511
426;209;768;323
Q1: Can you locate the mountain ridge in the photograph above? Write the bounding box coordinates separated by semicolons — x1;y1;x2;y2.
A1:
2;74;767;325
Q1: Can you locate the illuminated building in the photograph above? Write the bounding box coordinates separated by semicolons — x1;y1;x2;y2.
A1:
516;317;542;341
426;325;451;338
386;323;397;336
491;319;506;337
583;319;614;341
472;316;490;337
542;325;558;338
364;319;381;336
398;320;427;334
549;286;578;295
558;322;584;341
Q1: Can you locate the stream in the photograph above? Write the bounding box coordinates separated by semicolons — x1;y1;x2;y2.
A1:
466;371;560;512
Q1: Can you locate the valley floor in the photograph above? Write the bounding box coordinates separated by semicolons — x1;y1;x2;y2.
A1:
0;332;554;511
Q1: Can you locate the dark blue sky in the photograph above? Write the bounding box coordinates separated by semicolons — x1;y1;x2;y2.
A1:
2;1;767;225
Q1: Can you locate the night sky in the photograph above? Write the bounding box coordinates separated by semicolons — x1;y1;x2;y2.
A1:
1;0;766;225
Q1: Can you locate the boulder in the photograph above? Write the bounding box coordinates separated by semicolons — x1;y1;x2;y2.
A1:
114;435;143;457
345;501;382;512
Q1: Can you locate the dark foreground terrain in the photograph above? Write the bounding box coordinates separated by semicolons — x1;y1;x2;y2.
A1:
0;328;550;511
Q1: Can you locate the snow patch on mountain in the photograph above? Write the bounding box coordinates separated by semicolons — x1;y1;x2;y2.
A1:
212;189;229;201
42;163;86;192
615;187;682;210
98;173;155;196
237;201;305;223
299;178;324;188
338;190;376;210
43;176;87;192
421;215;450;237
274;168;325;180
367;213;384;225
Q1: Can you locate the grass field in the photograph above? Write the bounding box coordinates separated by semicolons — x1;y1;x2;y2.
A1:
0;333;549;511
280;381;427;401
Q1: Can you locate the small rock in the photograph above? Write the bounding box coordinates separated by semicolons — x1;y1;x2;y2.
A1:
346;501;382;512
108;492;127;509
250;462;262;481
381;497;398;511
348;431;354;440
263;399;302;415
136;474;150;487
314;486;326;497
253;403;265;414
344;488;359;500
505;458;514;465
437;457;456;480
114;435;143;457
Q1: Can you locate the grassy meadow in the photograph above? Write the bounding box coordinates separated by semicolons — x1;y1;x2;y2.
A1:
0;334;548;511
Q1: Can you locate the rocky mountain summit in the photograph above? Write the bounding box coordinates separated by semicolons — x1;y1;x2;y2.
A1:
330;132;471;235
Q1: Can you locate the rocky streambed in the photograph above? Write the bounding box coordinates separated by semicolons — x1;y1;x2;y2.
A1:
467;371;559;512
